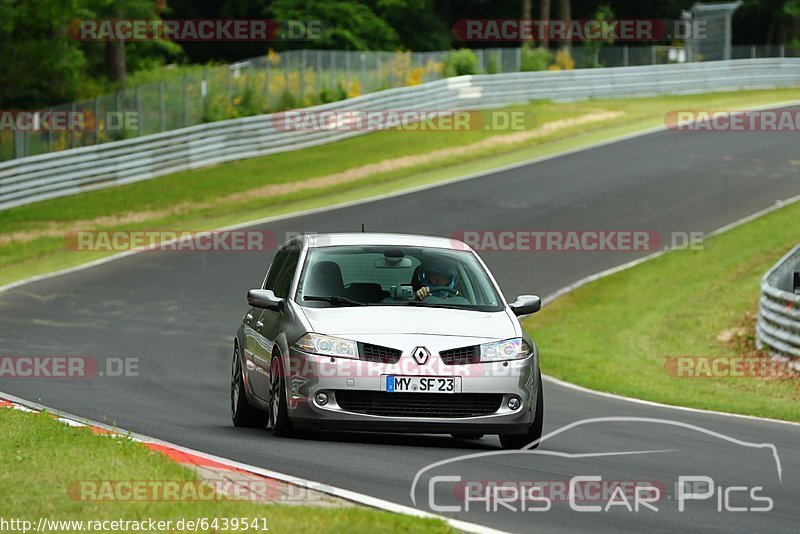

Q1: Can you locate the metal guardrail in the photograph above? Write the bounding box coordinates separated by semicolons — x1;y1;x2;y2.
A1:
1;58;799;211
757;244;800;362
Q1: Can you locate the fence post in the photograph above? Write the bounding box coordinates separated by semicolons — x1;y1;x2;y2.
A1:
651;46;657;65
94;96;100;144
183;74;188;127
515;47;522;72
779;44;785;58
13;131;24;159
330;51;336;92
751;45;756;59
71;102;77;149
135;87;142;137
623;45;629;67
316;49;322;95
159;81;165;132
346;52;351;92
300;49;306;104
360;53;366;94
225;66;231;102
265;55;271;109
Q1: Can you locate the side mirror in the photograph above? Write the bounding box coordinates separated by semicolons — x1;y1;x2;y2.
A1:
247;289;283;311
509;295;541;316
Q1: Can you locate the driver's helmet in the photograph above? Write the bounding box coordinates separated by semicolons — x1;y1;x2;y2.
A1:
420;259;458;297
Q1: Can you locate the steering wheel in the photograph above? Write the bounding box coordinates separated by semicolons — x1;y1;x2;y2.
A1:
427;286;459;296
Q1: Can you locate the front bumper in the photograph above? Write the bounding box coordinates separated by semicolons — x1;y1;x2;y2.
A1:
284;342;539;435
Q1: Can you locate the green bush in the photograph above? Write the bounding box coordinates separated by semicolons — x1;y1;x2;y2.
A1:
520;47;553;72
443;48;478;77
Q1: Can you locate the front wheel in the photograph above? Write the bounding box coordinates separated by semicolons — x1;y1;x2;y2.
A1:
231;346;265;428
499;373;544;449
268;356;295;437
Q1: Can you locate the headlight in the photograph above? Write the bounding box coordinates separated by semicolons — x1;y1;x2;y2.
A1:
480;338;531;362
294;333;358;359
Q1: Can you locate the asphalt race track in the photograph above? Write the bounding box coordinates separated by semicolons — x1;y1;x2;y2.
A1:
2;113;800;533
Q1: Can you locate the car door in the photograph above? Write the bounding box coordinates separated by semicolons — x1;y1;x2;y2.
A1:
244;247;289;400
252;243;301;398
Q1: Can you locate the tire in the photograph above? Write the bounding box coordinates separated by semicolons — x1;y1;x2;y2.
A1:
499;373;544;449
268;355;295;437
451;433;485;440
231;345;265;428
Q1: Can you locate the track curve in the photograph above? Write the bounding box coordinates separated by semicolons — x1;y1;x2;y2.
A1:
2;115;800;532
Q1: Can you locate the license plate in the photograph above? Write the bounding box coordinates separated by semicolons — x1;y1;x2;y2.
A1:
385;376;458;393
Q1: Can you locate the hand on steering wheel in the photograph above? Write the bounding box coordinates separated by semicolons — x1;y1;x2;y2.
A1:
415;286;458;300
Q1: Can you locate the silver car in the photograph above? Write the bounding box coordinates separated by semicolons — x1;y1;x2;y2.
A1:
231;233;543;448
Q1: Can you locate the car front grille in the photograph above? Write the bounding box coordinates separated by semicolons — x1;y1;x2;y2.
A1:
335;391;503;418
440;345;480;365
359;343;402;364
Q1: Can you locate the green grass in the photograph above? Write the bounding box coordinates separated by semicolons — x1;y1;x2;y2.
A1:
1;88;799;287
523;198;800;422
0;408;451;533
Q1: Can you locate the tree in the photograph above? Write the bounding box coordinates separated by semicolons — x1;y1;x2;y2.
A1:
270;0;400;50
558;0;571;51
539;0;552;48
90;0;170;85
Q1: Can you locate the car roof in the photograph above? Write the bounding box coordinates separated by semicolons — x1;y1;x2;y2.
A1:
301;233;469;250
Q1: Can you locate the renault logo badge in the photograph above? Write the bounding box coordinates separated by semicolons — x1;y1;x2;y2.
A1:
412;346;430;365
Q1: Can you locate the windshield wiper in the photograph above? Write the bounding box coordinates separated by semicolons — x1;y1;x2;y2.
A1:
303;295;365;306
404;300;465;310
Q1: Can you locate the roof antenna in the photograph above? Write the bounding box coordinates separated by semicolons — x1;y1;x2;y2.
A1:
361;223;365;233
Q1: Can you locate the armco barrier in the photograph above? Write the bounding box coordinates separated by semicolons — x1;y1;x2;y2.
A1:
1;58;799;211
757;244;800;364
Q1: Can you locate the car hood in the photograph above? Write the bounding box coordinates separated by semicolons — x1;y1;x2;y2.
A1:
299;305;519;339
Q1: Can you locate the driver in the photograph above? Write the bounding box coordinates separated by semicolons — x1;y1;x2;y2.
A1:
415;259;460;300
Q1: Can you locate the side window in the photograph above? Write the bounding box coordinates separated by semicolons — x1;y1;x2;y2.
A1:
273;247;301;298
263;248;290;290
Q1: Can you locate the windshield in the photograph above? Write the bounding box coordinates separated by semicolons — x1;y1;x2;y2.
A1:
296;246;503;312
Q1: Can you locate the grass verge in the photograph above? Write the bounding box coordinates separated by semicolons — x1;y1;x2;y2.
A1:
523;198;800;422
0;407;451;533
2;88;799;288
